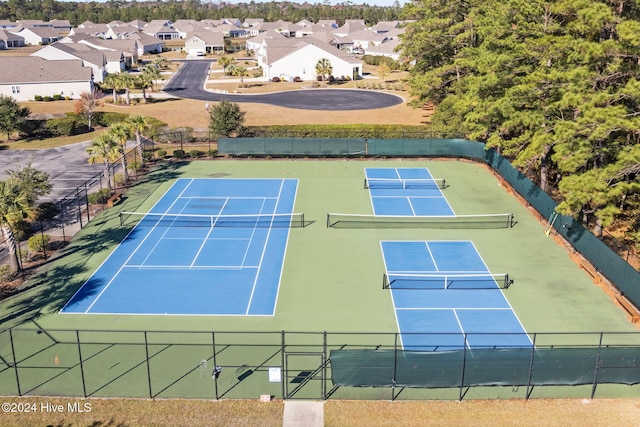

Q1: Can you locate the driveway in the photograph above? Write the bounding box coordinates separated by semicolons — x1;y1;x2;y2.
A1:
163;60;404;111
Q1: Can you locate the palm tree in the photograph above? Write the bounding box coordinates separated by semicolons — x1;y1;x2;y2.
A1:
127;115;153;165
104;73;120;103
139;65;161;99
117;73;136;105
108;122;131;182
315;58;333;83
230;65;248;85
86;133;120;190
0;179;37;272
218;55;234;76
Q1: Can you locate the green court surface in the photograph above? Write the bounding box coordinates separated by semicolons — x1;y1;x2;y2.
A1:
1;159;639;400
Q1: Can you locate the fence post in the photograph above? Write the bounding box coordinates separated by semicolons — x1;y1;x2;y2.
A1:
281;330;285;399
8;329;22;396
458;333;468;401
76;189;83;228
84;182;90;223
591;333;604;399
391;332;398;401
76;330;87;397
212;331;219;400
322;331;327;400
144;331;152;398
526;333;537;400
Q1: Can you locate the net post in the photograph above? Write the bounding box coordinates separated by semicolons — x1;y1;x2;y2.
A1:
119;212;123;226
363;178;368;189
301;213;305;228
326;213;330;228
509;213;515;228
442;178;447;189
382;273;389;289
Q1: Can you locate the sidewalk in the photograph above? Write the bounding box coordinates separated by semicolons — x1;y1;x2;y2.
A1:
282;401;324;427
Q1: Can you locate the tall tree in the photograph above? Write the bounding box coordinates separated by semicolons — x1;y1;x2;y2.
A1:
86;132;120;190
0;95;30;141
108;122;131;182
126;115;153;165
209;100;245;138
74;88;102;130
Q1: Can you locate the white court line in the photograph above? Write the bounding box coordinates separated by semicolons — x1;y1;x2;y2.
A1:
452;309;469;348
85;180;196;313
240;198;268;268
190;198;229;267
396;307;513;311
245;180;285;315
124;264;259;269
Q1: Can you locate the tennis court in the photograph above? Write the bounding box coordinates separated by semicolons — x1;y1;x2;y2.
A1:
61;178;299;315
381;240;532;351
365;167;453;216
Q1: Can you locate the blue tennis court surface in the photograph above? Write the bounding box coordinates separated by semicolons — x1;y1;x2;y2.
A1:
381;240;532;351
61;178;298;315
365;167;453;216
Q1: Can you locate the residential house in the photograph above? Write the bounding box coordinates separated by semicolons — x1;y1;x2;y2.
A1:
0;20;18;30
348;29;387;50
13;26;60;45
260;20;299;37
259;38;362;82
0;57;92;101
78;37;139;67
184;32;225;56
31;42;111;82
143;21;180;40
69;25;110;39
105;25;139;40
50;19;73;34
129;20;147;30
129;32;165;55
0;30;25;49
364;38;402;60
246;29;284;53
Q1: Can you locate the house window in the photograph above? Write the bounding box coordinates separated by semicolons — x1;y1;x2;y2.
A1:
11;85;20;94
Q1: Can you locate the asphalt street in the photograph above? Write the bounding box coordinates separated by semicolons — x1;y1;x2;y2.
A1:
164;60;404;110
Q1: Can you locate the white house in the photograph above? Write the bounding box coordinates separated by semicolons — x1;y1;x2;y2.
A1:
31;43;112;83
13;26;60;45
0;29;25;48
364;38;402;60
260;38;362;82
184;32;225;56
0;57;92;101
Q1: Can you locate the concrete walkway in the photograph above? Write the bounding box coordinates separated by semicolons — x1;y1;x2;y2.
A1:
282;401;324;427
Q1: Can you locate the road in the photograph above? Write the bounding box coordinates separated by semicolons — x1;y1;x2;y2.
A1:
163;60;404;111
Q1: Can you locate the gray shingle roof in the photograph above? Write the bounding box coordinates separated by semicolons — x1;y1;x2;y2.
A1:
0;57;92;84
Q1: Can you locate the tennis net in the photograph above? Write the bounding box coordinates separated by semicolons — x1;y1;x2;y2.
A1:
383;273;512;290
119;211;306;228
326;213;515;229
364;177;446;189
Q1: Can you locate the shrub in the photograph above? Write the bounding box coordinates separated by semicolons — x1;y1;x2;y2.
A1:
173;149;186;159
0;265;12;283
94;112;130;127
189;149;203;158
12;219;33;241
88;188;112;204
293;76;302;83
43;96;52;102
45;116;78;136
114;173;126;187
128;160;143;172
52;94;63;101
28;234;51;255
34;95;43;101
207;149;218;158
143;151;154;162
156;149;167;158
37;202;60;221
272;77;281;82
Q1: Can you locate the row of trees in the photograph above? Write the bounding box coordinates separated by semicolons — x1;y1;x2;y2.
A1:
401;0;640;249
0;0;403;26
101;60;164;106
